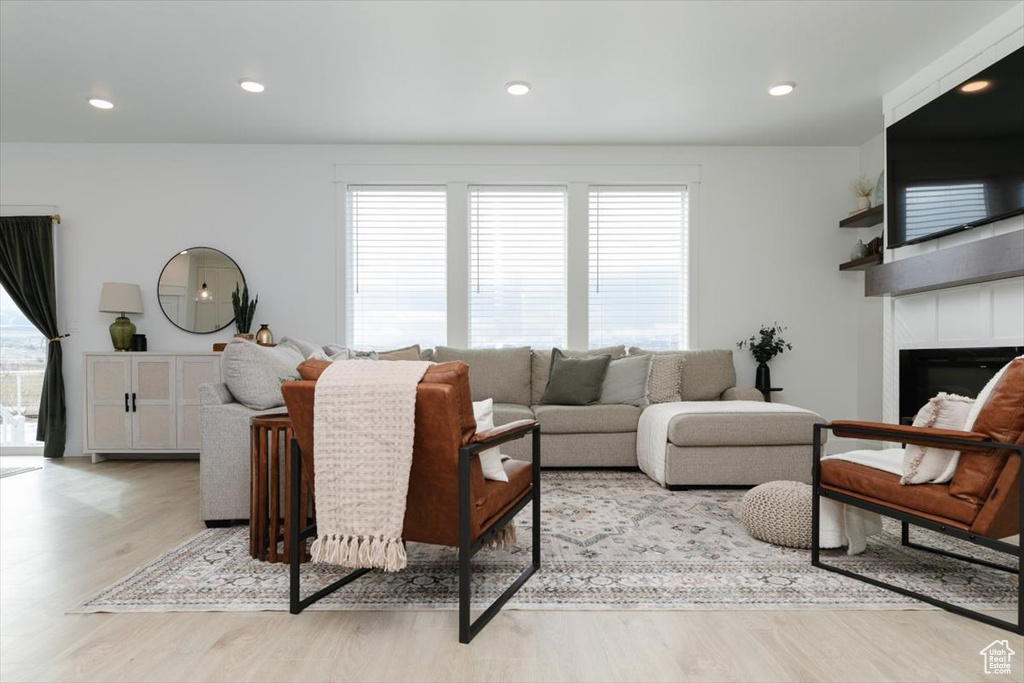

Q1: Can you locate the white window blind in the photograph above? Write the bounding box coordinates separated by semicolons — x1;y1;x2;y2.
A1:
348;186;447;349
589;187;688;350
904;183;988;242
469;186;567;348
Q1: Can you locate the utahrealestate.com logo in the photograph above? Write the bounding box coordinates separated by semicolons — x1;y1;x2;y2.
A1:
980;640;1015;675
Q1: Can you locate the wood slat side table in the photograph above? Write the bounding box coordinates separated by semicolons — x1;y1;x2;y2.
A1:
249;413;310;562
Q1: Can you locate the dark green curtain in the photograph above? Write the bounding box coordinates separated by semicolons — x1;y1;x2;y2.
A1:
0;216;66;457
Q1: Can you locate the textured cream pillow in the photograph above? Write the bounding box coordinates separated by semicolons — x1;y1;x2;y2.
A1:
901;393;975;485
630;350;685;404
472;399;508;482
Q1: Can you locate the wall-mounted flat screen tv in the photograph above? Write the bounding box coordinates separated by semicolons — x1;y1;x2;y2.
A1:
886;46;1024;249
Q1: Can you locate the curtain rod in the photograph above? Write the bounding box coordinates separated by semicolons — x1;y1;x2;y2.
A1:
0;205;60;224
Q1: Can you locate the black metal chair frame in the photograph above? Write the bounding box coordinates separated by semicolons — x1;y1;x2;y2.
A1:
811;422;1023;634
288;423;541;644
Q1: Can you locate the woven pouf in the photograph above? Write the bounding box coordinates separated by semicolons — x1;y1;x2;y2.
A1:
737;480;812;549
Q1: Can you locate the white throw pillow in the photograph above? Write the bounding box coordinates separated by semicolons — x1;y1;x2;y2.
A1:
901;393;974;484
472;398;508;483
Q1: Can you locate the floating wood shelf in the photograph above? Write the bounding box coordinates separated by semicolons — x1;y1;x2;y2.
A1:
839;204;884;229
839;253;883;271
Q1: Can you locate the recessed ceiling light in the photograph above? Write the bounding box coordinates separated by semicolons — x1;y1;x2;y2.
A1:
506;81;531;96
238;79;265;93
768;82;795;97
960;80;990;93
88;98;114;110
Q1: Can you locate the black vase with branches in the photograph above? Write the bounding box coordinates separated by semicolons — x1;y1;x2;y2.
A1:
737;323;793;390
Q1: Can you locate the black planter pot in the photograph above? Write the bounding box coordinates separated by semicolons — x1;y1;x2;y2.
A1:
755;363;771;390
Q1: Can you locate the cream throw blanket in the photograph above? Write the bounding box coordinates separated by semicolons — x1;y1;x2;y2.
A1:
312;359;432;572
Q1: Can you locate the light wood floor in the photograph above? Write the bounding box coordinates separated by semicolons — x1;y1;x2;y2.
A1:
0;456;1020;683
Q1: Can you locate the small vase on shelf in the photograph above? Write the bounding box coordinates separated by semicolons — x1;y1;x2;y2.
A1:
849;239;868;261
255;324;274;346
856;195;871;211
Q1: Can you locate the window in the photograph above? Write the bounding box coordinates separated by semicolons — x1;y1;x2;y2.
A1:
0;284;45;451
469;186;567;348
589;187;688;350
348;186;447;348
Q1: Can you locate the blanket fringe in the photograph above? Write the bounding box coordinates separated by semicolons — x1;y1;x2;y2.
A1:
486;522;517;549
310;534;408;572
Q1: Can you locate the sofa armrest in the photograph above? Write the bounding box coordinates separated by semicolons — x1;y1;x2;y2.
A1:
199;398;285;522
199;382;234;406
721;387;764;402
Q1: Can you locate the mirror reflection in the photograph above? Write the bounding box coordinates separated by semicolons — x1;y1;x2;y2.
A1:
157;247;244;334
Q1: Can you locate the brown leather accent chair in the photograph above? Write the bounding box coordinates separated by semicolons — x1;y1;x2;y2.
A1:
281;360;541;644
811;359;1024;634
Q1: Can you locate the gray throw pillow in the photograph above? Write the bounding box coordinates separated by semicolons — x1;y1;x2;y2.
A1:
540;348;612;405
222;340;305;410
530;345;626;405
599;353;652;407
278;336;323;359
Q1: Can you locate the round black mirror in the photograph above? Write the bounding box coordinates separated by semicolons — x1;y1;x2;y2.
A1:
157;247;244;334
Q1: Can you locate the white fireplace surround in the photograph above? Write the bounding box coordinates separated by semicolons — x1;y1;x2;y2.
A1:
879;7;1024;424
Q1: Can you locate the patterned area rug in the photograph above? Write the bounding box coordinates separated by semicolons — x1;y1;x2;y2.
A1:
0;466;41;479
75;471;1018;612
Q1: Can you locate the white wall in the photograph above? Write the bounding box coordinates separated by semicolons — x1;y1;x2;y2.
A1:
854;133;886;425
878;3;1024;423
0;142;867;456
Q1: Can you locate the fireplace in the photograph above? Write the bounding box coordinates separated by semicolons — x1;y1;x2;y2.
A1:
898;346;1022;424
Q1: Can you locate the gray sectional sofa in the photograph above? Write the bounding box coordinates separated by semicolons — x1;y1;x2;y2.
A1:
199;342;823;523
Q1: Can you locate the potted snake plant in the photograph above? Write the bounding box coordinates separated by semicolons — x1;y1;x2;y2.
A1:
231;283;258;340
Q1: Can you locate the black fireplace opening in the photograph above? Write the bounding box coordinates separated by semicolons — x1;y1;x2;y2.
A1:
899;346;1023;424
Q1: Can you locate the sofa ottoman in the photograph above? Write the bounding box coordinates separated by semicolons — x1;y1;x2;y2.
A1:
638;401;825;489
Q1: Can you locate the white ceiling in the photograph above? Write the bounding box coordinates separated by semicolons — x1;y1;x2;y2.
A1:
0;0;1018;146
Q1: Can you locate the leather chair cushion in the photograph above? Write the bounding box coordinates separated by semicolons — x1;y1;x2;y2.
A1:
820;459;980;525
950;359;1024;504
476;459;533;530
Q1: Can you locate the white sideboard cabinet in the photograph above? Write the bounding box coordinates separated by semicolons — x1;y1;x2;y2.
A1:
84;352;221;462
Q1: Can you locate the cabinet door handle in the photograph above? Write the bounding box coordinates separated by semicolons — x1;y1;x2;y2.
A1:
132;393;137;412
124;393;129;413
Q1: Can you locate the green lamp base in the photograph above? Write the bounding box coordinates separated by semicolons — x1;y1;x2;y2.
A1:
109;315;136;352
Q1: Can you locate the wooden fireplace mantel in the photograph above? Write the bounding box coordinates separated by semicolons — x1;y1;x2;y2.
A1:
865;230;1024;297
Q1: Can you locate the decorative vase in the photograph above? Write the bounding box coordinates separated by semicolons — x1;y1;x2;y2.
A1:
109;316;136;352
857;195;871;211
849;239;868;260
255;324;274;346
234;332;254;341
755;363;771;390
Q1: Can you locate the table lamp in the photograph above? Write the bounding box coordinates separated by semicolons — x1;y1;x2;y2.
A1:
99;282;144;351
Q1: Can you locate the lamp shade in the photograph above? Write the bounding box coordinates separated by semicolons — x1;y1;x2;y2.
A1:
99;282;144;314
